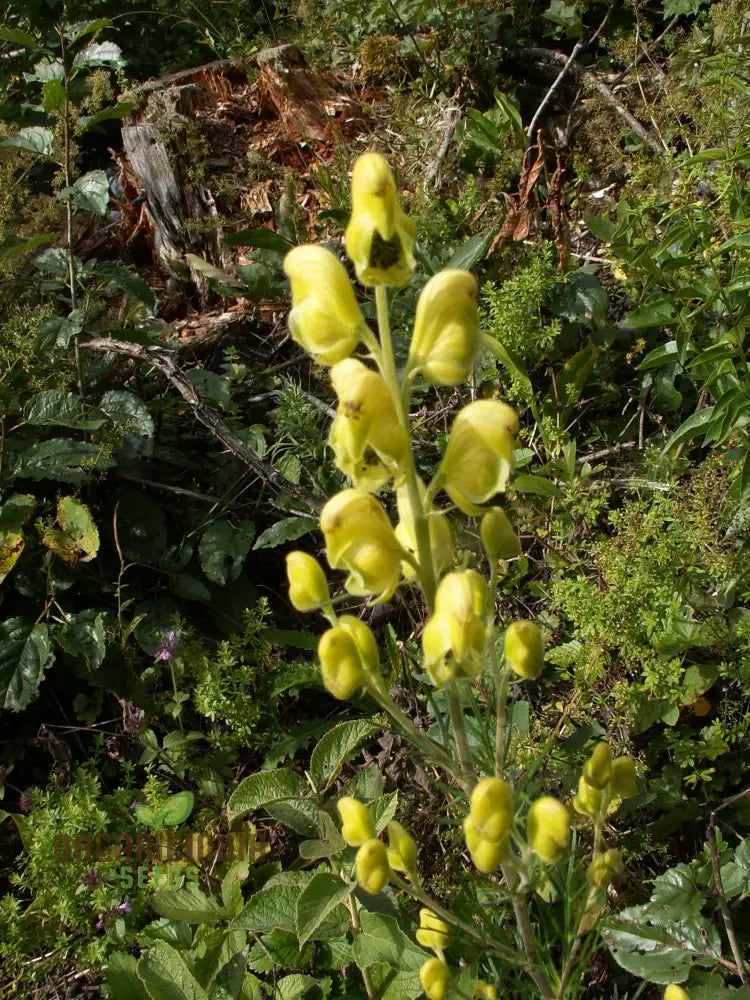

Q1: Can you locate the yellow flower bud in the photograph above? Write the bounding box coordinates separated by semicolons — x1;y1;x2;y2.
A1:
463;816;507;873
394;480;454;580
415;909;451;953
286;551;330;611
504;620;544;680
583;742;613;790
337;796;376;846
321;489;403;602
355;838;390;895
572;775;602;817
345;152;416;287
475;982;497;1000
420;958;449;1000
329;359;408;491
440;401;518;514
610;756;637;799
587;848;624;888
318;627;366;700
527;797;570;864
664;986;689;1000
283;245;366;365
480;507;521;561
408;270;480;386
422;571;487;685
470;777;513;842
387;820;418;875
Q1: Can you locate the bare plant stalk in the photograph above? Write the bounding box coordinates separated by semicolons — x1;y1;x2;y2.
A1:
59;31;84;398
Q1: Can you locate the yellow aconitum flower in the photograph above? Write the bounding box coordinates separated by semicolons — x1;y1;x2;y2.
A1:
470;777;513;842
415;908;451;953
504;620;544;680
386;820;418;875
664;986;689;1000
587;848;624;888
610;756;637;799
463;815;507;874
572;775;602;818
480;507;521;561
286;551;330;612
344;152;416;287
283;245;366;365
440;400;518;514
329;358;408;491
317;615;380;700
337;796;375;846
408;269;480;386
394;480;454;580
355;838;391;895
583;742;613;790
321;489;403;602
475;982;497;1000
422;570;486;685
420;958;449;1000
527;797;570;864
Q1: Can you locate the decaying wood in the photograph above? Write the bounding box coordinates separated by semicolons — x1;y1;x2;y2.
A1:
121;121;225;303
81;338;321;513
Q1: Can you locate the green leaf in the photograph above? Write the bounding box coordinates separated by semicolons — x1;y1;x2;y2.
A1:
62;170;109;216
137;940;209;1000
738;449;750;507
0;620;55;711
352;911;428;1000
42;496;100;564
185;254;245;295
0;231;61;261
1;126;54;157
42;79;66;113
444;231;494;271
223;227;294;251
99;390;155;439
183;369;231;410
73;40;126;70
513;474;562;498
277;974;323;1000
0;495;34;585
58;610;106;670
370;791;399;832
232;884;301;934
80;101;137;131
221;861;249;917
36;309;84;350
621;295;676;329
662;407;715;453
637;341;681;370
543;0;582;36
105;952;152;1000
601;905;721;984
160;791;195;827
252;517;316;550
25;389;108;430
199;520;255;586
96;260;155;308
296;873;353;946
0;27;41;48
151;884;225;924
584;214;616;242
65;18;111;42
227;769;308;824
310;719;379;792
12;437;113;483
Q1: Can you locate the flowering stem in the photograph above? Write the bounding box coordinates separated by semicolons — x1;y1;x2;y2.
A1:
390;873;525;967
346;891;376;1000
501;860;555;1000
374;284;437;612
486;561;508;778
446;684;476;791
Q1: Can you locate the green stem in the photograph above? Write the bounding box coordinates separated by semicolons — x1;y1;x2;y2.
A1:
502;861;555;1000
59;31;83;399
390;873;524;967
347;892;376;1000
446;684;476;791
375;284;437;612
486;561;509;777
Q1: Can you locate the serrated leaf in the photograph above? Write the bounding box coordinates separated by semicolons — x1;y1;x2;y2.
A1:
296;873;353;946
252;517;316;550
0;620;55;711
99;390;154;439
352;911;428;972
43;78;66;112
310;719;379;792
232;884;301;934
370;791;399;833
221;861;249;917
25;388;108;430
183;369;230;410
151;884;225;924
58;610;106;670
227;769;307;824
199;520;255;586
96;260;155;308
61;170;109;216
105;952;152;1000
65;18;111;42
1;126;54;157
73;40;126;70
12;437;113;483
42;496;99;565
137;940;209;1000
0;231;61;261
0;495;36;585
277;974;323;1000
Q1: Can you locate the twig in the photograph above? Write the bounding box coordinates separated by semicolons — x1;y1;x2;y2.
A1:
424;97;461;187
526;40;584;147
81;338;321;511
707;789;750;985
610;16;680;88
584;73;664;155
111;470;219;503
